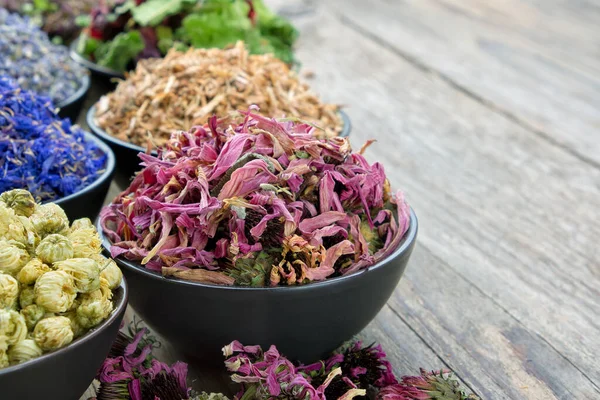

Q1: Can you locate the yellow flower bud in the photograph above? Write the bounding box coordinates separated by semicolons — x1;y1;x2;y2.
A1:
33;316;73;351
0;239;30;276
70;218;94;232
20;304;46;330
16;258;52;286
68;228;101;258
0;340;8;369
95;256;123;290
61;310;86;338
19;285;35;308
0;189;37;217
0;309;27;345
35;234;74;265
76;295;113;329
54;258;101;293
34;271;77;313
8;339;43;365
0;273;19;309
29;203;69;238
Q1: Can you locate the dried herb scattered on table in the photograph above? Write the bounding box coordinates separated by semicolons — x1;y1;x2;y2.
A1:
100;110;410;286
95;42;342;148
0;189;123;370
0;76;107;202
93;325;478;399
76;0;298;73
0;9;88;105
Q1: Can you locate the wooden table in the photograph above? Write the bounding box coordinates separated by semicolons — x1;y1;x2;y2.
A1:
81;0;600;398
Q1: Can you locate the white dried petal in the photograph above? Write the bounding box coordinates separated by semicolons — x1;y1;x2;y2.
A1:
68;228;101;258
0;239;30;276
36;234;74;265
0;189;37;217
70;218;94;232
16;258;52;286
8;339;43;365
33;316;73;351
34;271;77;313
54;258;100;293
29;203;69;238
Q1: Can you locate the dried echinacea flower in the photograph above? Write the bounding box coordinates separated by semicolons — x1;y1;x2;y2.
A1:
35;234;74;264
68;228;101;258
7;339;43;365
0;189;37;217
0;273;19;309
30;204;70;238
33;316;73;351
54;258;101;293
20;304;47;330
34;270;77;313
16;258;52;285
0;239;30;276
0;309;27;345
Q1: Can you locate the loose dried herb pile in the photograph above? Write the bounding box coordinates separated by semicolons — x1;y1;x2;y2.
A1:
0;9;87;105
95;42;342;148
76;0;298;73
0;189;123;369
94;325;478;400
0;0;99;42
0;76;107;202
100;110;410;287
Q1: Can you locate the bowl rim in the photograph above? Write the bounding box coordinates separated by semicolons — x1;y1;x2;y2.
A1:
56;73;91;109
50;130;116;206
69;38;126;79
98;208;418;292
0;277;128;375
87;105;351;157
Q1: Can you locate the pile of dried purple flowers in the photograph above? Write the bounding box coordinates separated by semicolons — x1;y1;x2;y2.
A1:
0;76;107;202
100;109;410;286
92;326;478;400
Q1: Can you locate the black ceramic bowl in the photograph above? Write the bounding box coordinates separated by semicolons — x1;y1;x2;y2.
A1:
87;105;352;188
69;39;125;92
0;280;128;400
50;130;116;221
56;74;91;122
98;209;417;364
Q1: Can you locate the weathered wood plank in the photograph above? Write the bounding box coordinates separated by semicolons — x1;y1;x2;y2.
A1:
326;0;600;167
289;3;600;395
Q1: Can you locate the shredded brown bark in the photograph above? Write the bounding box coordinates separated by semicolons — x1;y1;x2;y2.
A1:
95;41;343;147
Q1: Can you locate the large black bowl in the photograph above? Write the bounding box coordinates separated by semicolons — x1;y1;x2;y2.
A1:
87;105;352;188
69;39;125;93
98;209;417;364
50;130;116;221
56;74;91;122
0;280;128;400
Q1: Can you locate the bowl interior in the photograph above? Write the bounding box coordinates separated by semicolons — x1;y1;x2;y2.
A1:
48;129;116;206
98;208;418;292
0;278;128;376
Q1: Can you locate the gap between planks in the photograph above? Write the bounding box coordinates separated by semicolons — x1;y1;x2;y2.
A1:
336;14;600;171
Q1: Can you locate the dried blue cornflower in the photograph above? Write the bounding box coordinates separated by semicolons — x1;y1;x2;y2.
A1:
0;8;87;105
0;76;107;202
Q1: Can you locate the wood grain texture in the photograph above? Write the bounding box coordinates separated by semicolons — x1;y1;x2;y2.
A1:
326;0;600;167
78;1;600;398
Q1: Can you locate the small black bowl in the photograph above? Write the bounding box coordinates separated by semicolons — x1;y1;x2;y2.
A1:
87;106;352;188
69;39;125;92
0;280;128;400
98;209;417;364
50;130;116;221
56;74;91;122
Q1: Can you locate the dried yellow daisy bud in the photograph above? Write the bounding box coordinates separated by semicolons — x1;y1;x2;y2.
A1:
61;310;86;338
19;285;35;308
33;316;73;351
54;258;101;293
76;295;113;329
36;234;74;265
34;271;77;313
0;203;27;244
0;343;8;368
29;203;69;238
0;309;27;345
16;258;52;286
0;239;30;276
8;338;43;365
0;189;37;217
96;256;123;290
20;304;46;330
68;228;101;258
70;218;94;232
0;273;19;309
